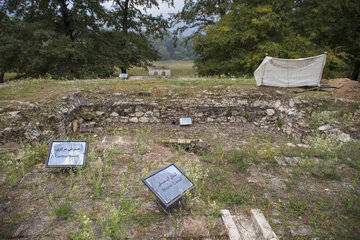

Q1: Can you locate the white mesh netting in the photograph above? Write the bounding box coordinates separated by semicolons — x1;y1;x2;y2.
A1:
254;54;327;87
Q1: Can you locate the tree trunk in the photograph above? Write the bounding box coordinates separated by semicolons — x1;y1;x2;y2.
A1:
58;0;74;41
122;0;129;34
0;72;5;83
116;0;130;73
351;61;360;81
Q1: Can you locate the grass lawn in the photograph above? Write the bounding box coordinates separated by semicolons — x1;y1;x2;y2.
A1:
127;60;196;77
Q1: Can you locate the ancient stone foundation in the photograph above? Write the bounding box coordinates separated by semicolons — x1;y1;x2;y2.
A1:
0;90;354;144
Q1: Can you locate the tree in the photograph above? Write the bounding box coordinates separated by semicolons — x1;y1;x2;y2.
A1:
0;0;113;79
0;14;22;83
0;0;174;79
292;0;360;80
109;0;174;73
191;0;352;78
173;0;234;38
193;1;318;76
153;35;195;60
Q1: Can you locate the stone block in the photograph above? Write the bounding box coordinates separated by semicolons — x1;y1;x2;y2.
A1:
251;209;278;240
221;209;241;240
266;109;275;116
129;117;138;123
135;111;144;117
120;117;129;123
110;112;119;117
139;117;149;123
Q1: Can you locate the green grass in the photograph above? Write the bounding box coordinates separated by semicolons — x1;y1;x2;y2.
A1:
212;188;252;206
54;201;72;218
127;60;196;77
0;76;254;102
4;73;17;81
0;71;359;239
0;142;48;187
133;213;165;227
225;150;249;173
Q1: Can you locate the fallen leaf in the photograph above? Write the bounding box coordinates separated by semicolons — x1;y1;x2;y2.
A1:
338;165;345;170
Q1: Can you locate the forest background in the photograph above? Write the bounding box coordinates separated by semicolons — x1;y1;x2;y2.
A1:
0;0;359;82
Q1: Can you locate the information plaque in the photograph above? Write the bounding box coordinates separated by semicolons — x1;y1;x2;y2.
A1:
142;163;195;208
119;73;128;78
179;118;192;126
45;140;88;168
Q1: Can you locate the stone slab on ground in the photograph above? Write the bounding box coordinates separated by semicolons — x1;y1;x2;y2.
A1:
233;214;257;240
221;209;278;240
221;209;241;240
251;209;278;240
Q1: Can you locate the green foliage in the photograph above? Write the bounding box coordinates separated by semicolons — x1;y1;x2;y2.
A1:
292;0;360;80
133;213;164;227
68;214;95;240
172;0;233;36
208;169;225;182
89;160;104;197
341;181;360;218
153;35;194;61
100;198;137;239
337;141;360;177
288;196;310;216
136;124;151;155
213;188;252;205
306;133;340;159
200;135;225;163
1;0;170;79
276;119;283;128
187;0;359;79
0;142;48;187
48;194;72;218
225;150;249;173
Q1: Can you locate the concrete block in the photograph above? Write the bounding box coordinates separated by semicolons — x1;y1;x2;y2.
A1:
250;209;278;240
220;209;241;240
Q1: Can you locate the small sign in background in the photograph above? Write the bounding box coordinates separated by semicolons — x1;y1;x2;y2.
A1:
119;73;128;78
142;163;194;208
179;118;192;126
45;140;88;168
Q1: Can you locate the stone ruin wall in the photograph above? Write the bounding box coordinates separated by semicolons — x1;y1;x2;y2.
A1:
0;92;317;145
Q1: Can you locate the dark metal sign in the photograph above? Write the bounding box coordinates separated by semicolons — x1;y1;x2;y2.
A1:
142;163;195;208
45;140;88;168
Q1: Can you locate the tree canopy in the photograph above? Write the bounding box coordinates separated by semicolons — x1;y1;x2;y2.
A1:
0;0;173;82
177;0;360;80
1;0;359;81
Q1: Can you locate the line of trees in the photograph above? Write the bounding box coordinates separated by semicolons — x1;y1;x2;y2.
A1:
174;0;360;80
1;0;359;82
0;0;174;82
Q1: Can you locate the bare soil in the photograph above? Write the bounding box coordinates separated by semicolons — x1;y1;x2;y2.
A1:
321;78;360;101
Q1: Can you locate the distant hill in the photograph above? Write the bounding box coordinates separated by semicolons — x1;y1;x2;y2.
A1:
153;35;195;61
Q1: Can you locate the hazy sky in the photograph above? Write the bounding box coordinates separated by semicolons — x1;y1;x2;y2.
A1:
104;1;184;17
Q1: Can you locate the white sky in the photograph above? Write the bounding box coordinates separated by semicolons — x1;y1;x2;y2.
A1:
104;1;184;17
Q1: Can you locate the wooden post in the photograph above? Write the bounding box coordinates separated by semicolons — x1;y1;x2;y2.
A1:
324;51;328;55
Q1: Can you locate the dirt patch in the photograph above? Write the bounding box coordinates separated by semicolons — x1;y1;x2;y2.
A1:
321;78;360;101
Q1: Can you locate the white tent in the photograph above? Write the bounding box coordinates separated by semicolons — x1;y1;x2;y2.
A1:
254;54;327;87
